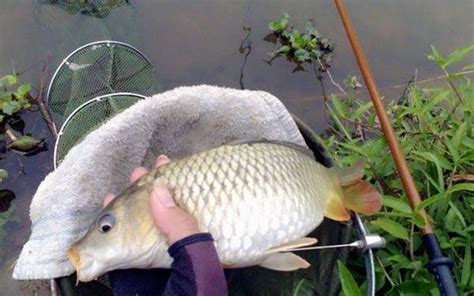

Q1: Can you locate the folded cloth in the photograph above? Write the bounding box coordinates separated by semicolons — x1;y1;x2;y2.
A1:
13;85;306;280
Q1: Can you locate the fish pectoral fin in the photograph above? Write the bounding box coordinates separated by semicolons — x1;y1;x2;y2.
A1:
259;252;311;271
265;237;318;254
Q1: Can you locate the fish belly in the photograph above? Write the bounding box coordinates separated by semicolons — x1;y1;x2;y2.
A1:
160;143;333;266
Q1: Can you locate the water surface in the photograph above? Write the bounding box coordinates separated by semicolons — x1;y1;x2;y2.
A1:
0;0;473;294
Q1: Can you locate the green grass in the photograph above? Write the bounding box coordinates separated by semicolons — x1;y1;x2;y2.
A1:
322;44;474;295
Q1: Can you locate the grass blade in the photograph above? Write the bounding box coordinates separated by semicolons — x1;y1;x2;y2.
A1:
338;260;362;296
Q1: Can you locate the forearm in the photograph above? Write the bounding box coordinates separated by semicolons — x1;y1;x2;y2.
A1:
163;233;227;296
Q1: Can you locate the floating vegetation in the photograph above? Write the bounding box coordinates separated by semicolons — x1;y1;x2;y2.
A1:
266;14;334;72
0;74;46;177
40;0;130;18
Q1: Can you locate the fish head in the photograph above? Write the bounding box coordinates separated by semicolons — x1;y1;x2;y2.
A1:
68;189;169;282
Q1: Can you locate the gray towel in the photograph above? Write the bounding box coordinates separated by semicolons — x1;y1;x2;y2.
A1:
13;85;306;280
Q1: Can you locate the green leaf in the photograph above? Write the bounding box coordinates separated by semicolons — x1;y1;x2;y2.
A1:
412;212;427;228
372;218;409;240
452;121;468;149
2;100;22;115
308;38;318;49
449;183;474;193
354;102;372;118
463;63;474;70
0;75;17;87
412;151;451;191
304;20;319;37
417;166;443;193
421;89;449;114
445;207;464;233
275;45;290;55
338;260;362;296
388;254;412;268
290;32;308;50
462;136;474;150
8;135;42;152
294;48;309;62
330;94;346;118
415;192;446;212
397;280;436;294
15;83;31;98
428;45;445;67
291;279;314;296
268;14;289;32
445;138;460;163
461;237;471;286
383;195;412;214
0;91;12;100
0;169;7;182
443;43;474;68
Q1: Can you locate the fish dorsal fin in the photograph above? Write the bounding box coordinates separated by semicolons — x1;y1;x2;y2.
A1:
330;159;365;186
259;252;311;271
324;194;351;221
226;139;315;159
265;237;318;254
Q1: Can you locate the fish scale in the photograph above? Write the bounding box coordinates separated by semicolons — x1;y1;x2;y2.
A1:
158;143;327;265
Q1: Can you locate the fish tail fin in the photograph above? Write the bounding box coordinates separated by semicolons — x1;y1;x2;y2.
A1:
330;160;382;217
341;179;382;215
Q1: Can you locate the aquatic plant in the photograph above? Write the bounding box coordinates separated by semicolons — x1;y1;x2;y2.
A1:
266;14;334;72
40;0;130;18
322;44;474;295
0;73;44;250
0;74;32;119
0;74;45;182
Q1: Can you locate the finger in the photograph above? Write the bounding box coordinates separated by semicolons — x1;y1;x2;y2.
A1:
152;179;176;207
150;180;200;244
103;193;116;208
129;167;148;183
155;154;171;168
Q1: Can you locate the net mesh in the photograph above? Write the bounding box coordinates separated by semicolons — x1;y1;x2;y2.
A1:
47;41;159;126
54;94;143;167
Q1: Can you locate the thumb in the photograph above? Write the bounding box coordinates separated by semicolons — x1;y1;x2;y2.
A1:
150;180;200;244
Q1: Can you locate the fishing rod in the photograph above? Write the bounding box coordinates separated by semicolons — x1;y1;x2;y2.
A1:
333;0;457;295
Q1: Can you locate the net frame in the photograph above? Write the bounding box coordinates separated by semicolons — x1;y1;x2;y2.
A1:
46;40;157;126
53;92;146;169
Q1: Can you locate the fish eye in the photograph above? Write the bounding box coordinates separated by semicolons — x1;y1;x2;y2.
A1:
98;213;115;233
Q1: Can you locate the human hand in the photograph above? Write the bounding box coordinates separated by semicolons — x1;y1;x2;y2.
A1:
103;155;200;245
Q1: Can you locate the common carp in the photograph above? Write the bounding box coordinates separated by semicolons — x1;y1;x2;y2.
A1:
68;141;382;282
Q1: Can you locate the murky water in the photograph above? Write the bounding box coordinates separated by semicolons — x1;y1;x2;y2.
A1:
0;0;473;295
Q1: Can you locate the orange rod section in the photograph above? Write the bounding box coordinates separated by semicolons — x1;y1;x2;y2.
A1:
334;0;433;234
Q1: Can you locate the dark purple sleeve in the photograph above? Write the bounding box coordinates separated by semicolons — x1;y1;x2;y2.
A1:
163;233;228;296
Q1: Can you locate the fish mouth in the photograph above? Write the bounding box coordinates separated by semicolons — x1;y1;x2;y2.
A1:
67;247;82;284
67;246;102;283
